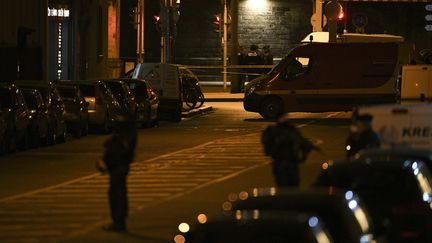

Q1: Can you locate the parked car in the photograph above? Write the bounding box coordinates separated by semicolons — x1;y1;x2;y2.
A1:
100;79;136;114
0;83;30;151
0;109;6;154
22;89;50;147
224;188;376;243
119;78;159;127
176;211;334;243
59;80;121;133
314;159;432;242
15;81;67;144
56;85;89;138
358;147;432;171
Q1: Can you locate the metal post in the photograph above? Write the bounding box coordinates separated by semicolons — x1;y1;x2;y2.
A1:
324;0;342;43
166;0;172;63
230;0;239;93
160;0;173;64
136;0;145;63
223;0;228;91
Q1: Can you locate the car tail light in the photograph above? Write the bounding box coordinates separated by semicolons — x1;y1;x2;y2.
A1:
400;231;419;239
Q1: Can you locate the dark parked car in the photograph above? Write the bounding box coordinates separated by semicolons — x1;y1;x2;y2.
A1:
0;109;6;154
59;80;121;133
224;188;376;243
358;147;432;171
15;81;67;144
0;83;30;151
314;159;432;242
22;89;50;147
119;78;159;127
176;211;334;243
57;85;89;138
101;79;136;114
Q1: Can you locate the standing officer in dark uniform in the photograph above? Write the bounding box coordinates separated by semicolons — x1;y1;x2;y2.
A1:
346;114;380;159
98;112;137;232
262;118;319;187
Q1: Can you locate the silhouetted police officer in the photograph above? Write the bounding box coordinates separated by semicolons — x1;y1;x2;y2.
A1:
262;118;319;187
99;112;137;232
346;114;380;159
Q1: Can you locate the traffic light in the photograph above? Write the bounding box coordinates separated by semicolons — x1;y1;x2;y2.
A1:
213;14;222;37
337;11;345;35
154;15;161;32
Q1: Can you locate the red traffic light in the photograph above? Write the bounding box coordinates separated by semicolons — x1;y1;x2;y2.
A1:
215;15;221;22
338;11;344;20
154;15;161;22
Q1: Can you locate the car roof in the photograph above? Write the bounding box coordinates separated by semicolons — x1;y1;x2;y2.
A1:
359;148;432;162
325;158;428;172
318;159;432;204
15;80;54;87
116;78;148;84
227;188;372;239
0;83;15;89
183;211;333;243
58;80;101;85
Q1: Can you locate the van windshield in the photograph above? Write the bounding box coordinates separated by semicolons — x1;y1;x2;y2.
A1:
269;55;289;74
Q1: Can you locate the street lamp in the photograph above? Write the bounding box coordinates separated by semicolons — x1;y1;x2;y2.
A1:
245;0;269;11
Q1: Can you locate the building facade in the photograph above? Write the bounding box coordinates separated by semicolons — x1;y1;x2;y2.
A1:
0;0;122;82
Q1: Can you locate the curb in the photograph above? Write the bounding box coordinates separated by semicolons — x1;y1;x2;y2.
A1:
205;98;244;102
182;105;213;118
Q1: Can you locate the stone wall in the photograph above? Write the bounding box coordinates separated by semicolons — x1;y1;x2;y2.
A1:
344;2;432;51
238;0;312;59
173;0;313;64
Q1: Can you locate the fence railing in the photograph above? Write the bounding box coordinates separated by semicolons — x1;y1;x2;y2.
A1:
184;64;275;86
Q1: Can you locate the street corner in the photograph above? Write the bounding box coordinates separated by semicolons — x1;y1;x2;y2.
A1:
181;105;213;119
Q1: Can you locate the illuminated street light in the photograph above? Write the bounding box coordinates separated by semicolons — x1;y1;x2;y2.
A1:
245;0;269;11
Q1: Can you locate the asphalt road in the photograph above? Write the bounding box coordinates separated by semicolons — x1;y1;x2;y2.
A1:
0;102;351;243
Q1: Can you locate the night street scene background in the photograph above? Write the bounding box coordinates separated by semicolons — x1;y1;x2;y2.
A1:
1;0;432;242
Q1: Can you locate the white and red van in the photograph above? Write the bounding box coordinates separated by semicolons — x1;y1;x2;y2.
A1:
244;35;407;119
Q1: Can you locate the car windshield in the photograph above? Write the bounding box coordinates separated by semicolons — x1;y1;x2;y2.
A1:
80;85;95;97
0;89;13;108
58;88;76;101
23;91;38;110
128;82;147;98
38;88;49;102
317;166;423;204
106;82;126;98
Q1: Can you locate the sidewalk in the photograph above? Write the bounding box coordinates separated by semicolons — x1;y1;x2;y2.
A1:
202;85;244;102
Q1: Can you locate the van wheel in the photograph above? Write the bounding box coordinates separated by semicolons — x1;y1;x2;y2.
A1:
260;97;284;120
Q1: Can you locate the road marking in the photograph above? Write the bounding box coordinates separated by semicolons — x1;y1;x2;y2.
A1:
0;112;341;242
